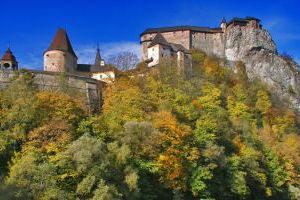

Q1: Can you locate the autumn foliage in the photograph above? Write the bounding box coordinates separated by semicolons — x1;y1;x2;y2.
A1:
1;53;300;199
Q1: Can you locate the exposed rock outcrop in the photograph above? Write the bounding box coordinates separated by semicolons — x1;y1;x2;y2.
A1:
224;26;300;110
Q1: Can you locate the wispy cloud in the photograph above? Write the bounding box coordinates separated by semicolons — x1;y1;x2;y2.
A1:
20;41;141;68
75;41;140;64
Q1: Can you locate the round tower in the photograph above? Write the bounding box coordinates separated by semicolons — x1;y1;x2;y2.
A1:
0;48;18;70
44;28;77;73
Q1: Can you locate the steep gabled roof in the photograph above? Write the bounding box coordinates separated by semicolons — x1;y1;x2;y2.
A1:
45;28;77;58
148;33;170;48
1;48;17;62
94;48;102;66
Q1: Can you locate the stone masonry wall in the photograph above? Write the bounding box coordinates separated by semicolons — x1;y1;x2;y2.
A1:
44;50;77;73
191;32;225;58
0;70;103;113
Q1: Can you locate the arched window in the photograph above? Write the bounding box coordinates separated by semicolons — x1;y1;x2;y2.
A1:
3;63;10;68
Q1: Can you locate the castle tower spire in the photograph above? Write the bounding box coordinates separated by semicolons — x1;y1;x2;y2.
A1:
94;46;102;66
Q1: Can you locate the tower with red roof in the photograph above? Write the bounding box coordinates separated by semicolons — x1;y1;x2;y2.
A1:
44;28;77;72
0;48;18;70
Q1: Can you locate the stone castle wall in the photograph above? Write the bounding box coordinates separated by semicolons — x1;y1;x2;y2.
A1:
0;70;103;113
191;32;225;58
44;50;77;73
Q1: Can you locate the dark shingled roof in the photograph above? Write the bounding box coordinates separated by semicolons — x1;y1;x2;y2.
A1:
227;17;261;26
45;28;77;58
245;16;261;22
1;48;17;62
77;64;117;73
141;26;221;36
94;65;117;73
77;64;91;72
148;33;171;48
170;43;189;53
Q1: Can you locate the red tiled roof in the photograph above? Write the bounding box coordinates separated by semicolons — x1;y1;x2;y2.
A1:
1;48;17;62
45;28;77;58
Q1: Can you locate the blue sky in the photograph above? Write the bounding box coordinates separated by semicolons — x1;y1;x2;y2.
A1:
0;0;299;69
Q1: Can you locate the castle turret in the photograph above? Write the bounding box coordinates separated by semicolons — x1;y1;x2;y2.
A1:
0;48;18;70
44;28;77;73
220;17;227;32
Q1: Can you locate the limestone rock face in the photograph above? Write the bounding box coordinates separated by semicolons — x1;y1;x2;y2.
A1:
224;26;300;111
225;26;277;60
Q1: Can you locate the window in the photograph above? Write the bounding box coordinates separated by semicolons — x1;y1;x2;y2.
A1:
3;63;10;68
100;75;103;78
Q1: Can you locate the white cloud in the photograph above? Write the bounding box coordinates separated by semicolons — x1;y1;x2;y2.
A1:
75;41;140;64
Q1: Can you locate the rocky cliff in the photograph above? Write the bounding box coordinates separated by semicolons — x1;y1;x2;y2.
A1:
224;26;300;111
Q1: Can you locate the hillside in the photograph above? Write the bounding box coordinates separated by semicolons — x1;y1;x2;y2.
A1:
0;53;300;200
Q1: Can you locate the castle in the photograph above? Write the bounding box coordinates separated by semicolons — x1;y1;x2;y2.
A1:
0;29;112;112
44;28;117;83
2;16;299;112
140;17;262;66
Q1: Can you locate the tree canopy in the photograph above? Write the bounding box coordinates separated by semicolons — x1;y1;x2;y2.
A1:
1;53;300;199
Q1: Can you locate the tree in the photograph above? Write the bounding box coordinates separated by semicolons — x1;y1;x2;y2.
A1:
107;52;139;71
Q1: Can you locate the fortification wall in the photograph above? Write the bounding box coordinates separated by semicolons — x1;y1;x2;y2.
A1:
191;32;225;58
160;30;191;49
0;70;103;113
